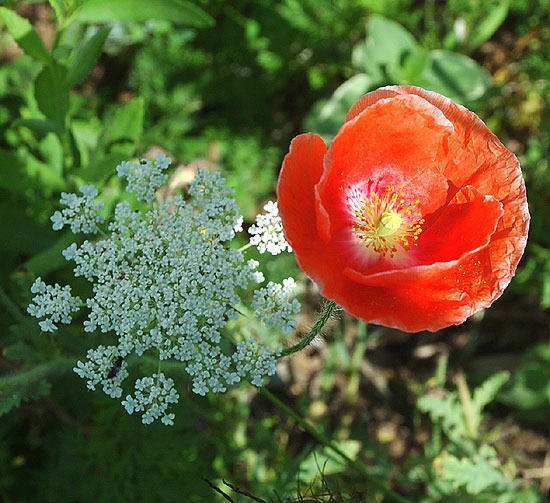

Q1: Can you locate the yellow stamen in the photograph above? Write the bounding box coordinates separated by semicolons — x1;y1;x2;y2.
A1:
350;185;424;258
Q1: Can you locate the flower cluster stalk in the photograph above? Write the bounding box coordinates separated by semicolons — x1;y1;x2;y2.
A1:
280;300;337;357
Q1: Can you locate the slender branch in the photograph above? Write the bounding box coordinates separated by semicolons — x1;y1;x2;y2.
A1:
281;300;337;357
0;286;24;323
259;387;412;503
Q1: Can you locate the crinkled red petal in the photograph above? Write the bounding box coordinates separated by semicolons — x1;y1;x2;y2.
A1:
278;86;530;332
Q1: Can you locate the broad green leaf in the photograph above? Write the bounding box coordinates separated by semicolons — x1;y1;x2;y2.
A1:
360;14;419;80
468;0;510;51
64;27;110;88
73;0;214;27
12;118;62;136
79;153;129;183
417;49;491;103
34;63;69;127
0;6;50;63
24;150;67;190
304;73;373;142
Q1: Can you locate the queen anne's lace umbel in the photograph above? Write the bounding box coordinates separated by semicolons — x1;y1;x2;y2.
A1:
28;156;300;425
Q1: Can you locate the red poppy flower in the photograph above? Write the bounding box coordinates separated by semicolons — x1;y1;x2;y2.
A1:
277;85;529;332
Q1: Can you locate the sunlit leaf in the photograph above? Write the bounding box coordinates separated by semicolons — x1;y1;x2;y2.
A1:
0;6;50;63
73;0;214;27
467;0;510;51
64;26;111;88
417;49;492;102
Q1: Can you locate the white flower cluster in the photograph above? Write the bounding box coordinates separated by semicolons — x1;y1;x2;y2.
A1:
251;278;301;334
28;157;301;425
232;340;280;386
122;373;179;426
249;200;292;255
27;278;81;332
73;345;128;398
116;154;170;202
50;185;105;233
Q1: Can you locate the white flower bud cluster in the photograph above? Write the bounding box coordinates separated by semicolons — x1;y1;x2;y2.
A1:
27;278;81;332
251;278;301;334
73;345;128;398
116;154;170;202
248;200;292;255
122;373;179;426
50;185;105;233
28;158;301;425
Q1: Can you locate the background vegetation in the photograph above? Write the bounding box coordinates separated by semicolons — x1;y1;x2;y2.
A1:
0;0;548;501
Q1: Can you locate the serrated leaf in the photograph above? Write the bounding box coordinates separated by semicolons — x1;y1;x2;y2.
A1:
0;6;50;63
472;371;510;415
73;0;214;27
64;27;110;88
2;342;31;361
439;452;509;494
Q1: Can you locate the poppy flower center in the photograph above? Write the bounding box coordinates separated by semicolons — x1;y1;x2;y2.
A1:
349;185;424;258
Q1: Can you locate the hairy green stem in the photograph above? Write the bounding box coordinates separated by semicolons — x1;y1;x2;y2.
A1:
259;387;412;503
281;300;337;357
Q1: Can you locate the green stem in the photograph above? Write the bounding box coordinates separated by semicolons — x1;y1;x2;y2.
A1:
455;370;477;439
281;300;337;357
259;387;412;503
238;242;253;253
0;286;24;323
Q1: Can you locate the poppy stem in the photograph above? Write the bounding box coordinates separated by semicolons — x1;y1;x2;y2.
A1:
258;386;413;503
280;300;337;357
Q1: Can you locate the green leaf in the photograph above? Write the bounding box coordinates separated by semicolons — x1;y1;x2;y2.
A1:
304;73;373;142
0;150;28;191
34;63;69;127
299;440;361;480
356;14;419;80
12;118;62;137
0;6;50;63
438;449;510;495
73;0;214;27
24;232;77;276
2;342;31;361
79;153;129;183
418;392;467;439
64;27;110;88
417;49;492;103
467;0;510;51
0;359;73;416
102;96;144;153
472;371;510;416
47;0;65;21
